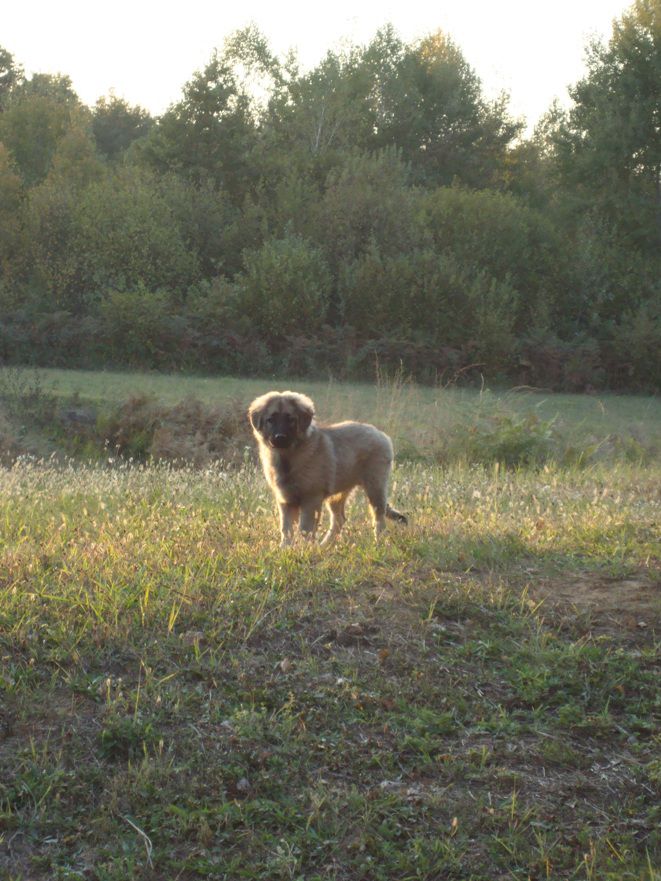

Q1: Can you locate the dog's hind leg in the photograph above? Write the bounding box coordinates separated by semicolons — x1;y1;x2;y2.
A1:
320;492;349;547
363;460;406;540
362;480;388;540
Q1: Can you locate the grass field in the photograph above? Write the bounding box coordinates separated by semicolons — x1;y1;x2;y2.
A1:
1;366;660;465
0;371;659;879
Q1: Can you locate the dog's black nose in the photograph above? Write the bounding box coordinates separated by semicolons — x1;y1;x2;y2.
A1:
272;434;289;448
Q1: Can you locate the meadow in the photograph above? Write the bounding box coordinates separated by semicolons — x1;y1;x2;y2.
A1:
0;370;659;879
2;366;660;466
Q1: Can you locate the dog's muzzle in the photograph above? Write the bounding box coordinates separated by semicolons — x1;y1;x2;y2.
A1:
271;434;291;449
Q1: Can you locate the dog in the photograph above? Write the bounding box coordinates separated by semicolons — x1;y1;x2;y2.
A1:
248;390;407;547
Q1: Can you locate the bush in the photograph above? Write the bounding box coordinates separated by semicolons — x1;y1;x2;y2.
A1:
604;300;661;391
340;246;517;373
316;149;418;273
517;331;605;391
419;185;563;329
98;287;186;367
463;411;559;467
230;233;331;344
0;365;57;426
25;167;199;312
346;337;472;384
340;246;453;337
461;272;518;371
100;394;252;466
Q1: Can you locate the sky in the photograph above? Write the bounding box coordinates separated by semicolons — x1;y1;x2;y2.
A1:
4;0;629;132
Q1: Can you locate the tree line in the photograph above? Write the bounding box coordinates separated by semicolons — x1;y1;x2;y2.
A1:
0;0;659;390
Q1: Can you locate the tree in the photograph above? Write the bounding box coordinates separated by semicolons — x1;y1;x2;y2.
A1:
0;74;88;186
553;0;661;251
11;72;79;104
264;47;374;168
92;94;153;159
378;31;521;187
141;45;258;202
264;27;521;189
0;144;23;288
0;46;23;109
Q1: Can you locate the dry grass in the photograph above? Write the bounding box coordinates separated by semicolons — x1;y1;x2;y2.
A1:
0;454;659;880
1;366;658;467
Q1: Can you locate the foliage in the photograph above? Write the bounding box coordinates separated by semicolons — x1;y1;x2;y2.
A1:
24;167;198;312
0;45;23;109
517;330;606;391
0;143;23;283
606;299;661;389
382;30;523;187
97;288;181;366
0;13;659;390
316;148;417;274
551;0;661;254
92;94;154;159
419;186;563;329
339;244;517;370
230;233;332;342
141;43;258;202
262;25;521;189
0;92;88;185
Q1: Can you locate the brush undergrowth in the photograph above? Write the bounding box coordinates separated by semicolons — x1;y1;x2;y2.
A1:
0;456;659;880
0;366;658;468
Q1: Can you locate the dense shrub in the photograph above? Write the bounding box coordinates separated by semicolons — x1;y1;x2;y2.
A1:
229;233;332;344
0;18;658;391
340;246;517;370
24;167;199;312
99;394;252;465
315;149;418;275
516;331;605;391
604;300;661;391
98;288;185;367
339;246;452;336
418;185;563;330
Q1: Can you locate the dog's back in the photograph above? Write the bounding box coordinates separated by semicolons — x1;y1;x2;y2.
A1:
320;421;393;495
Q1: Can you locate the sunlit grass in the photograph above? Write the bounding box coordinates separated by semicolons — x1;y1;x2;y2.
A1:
1;459;658;650
2;365;659;466
0;437;659;878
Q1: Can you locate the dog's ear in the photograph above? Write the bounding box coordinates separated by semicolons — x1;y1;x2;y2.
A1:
293;393;314;433
248;399;265;432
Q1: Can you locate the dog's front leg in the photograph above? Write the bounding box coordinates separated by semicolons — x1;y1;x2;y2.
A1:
299;497;323;542
279;503;300;547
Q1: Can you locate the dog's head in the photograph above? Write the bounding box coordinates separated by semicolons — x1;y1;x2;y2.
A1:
248;391;315;450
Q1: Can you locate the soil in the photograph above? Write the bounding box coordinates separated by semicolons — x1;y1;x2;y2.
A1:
530;572;660;633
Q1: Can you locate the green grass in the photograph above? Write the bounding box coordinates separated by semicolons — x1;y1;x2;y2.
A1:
1;454;659;880
1;365;659;465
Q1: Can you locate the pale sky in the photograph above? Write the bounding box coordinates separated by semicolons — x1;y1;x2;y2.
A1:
4;0;629;131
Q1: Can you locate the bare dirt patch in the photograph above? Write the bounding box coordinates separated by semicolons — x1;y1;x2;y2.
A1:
530;572;660;630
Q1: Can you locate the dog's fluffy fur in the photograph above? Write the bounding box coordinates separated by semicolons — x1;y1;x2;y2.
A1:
248;390;407;546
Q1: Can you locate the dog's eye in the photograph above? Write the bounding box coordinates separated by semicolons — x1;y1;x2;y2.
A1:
266;415;275;425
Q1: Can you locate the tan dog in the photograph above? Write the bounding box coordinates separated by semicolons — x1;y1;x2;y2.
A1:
248;390;407;547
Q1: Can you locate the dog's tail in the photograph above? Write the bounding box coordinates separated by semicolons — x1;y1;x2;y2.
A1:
386;504;408;525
